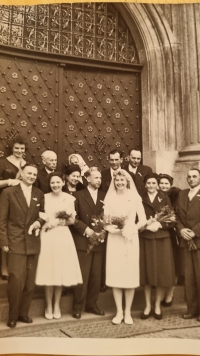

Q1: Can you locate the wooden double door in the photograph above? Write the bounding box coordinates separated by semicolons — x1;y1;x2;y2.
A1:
0;53;142;169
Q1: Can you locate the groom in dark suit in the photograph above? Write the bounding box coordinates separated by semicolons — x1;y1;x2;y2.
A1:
71;167;106;319
176;168;200;321
0;163;44;328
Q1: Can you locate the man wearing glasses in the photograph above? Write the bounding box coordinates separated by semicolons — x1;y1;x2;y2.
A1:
71;167;106;319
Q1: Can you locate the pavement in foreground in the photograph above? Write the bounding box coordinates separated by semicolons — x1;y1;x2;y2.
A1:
0;303;200;339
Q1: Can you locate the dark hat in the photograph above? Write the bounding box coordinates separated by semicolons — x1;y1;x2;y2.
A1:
158;173;173;186
63;164;81;175
144;173;160;184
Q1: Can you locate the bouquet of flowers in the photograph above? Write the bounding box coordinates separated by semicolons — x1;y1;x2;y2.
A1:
40;211;73;232
86;214;107;254
103;215;127;230
140;205;176;232
55;211;72;220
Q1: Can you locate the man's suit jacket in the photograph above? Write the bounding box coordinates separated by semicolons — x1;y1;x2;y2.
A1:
0;184;44;255
34;166;51;193
140;191;174;240
71;188;106;251
176;188;200;248
123;164;152;196
100;168;112;193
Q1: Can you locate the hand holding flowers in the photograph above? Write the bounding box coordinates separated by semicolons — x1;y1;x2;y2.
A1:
39;211;73;232
139;205;176;232
86;216;107;254
104;224;121;234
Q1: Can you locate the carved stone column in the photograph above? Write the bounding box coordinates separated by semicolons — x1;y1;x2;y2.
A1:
173;3;200;188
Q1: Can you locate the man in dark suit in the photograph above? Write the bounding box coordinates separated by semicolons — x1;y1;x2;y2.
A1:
176;168;200;321
35;150;57;193
123;149;152;196
0;163;44;328
71;167;106;319
100;149;123;193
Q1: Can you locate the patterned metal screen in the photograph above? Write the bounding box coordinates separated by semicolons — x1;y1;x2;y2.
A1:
0;3;138;64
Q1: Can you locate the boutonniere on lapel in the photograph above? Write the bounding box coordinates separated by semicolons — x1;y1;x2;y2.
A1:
138;172;142;177
33;197;38;201
158;197;162;202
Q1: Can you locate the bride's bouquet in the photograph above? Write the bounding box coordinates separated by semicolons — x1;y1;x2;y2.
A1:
103;215;127;230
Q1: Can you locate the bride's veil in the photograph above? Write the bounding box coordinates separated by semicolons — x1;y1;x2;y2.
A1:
104;169;141;207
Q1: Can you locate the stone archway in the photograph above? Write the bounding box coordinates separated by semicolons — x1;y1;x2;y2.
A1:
117;3;182;178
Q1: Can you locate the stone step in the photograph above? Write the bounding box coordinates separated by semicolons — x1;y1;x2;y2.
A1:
0;283;185;322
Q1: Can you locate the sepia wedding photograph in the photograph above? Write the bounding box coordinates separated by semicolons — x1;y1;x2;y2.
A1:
0;1;200;355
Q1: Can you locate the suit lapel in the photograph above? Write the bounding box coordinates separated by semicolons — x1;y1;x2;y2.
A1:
188;188;200;208
136;165;143;177
25;187;40;224
83;189;96;212
142;192;155;211
93;191;104;215
40;168;48;185
14;185;29;214
180;189;189;213
152;192;164;211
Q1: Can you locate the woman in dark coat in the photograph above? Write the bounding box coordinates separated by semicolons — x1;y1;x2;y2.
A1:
158;173;182;307
63;164;85;196
139;173;176;320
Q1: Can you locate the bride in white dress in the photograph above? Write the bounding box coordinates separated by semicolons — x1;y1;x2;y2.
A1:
36;172;82;320
104;169;146;325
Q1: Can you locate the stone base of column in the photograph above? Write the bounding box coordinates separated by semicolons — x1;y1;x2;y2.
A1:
176;144;200;162
143;149;178;177
173;145;200;189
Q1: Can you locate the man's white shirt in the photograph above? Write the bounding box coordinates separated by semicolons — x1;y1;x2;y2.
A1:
188;184;200;201
128;164;137;174
20;182;32;207
87;186;98;204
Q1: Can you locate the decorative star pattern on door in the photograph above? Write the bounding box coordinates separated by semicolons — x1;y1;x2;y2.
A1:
0;55;141;169
61;68;141;168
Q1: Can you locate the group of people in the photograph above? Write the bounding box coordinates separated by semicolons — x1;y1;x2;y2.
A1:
1;135;200;329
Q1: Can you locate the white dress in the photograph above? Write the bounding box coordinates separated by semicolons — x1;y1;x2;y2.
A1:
104;190;146;288
36;192;82;286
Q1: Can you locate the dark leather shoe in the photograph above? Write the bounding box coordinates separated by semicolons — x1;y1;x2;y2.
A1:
161;298;173;307
154;311;163;320
85;307;105;316
140;310;151;320
182;313;198;320
2;275;9;281
72;310;81;319
18;316;33;323
7;319;17;328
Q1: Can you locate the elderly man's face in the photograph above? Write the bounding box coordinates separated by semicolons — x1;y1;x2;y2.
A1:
44;154;57;171
187;170;200;188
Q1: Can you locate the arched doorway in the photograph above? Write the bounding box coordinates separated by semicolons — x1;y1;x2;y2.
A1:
0;3;143;170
